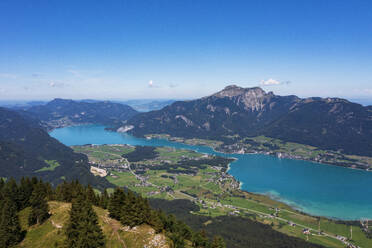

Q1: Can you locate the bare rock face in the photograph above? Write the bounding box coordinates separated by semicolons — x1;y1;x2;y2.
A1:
212;85;273;111
212;85;249;98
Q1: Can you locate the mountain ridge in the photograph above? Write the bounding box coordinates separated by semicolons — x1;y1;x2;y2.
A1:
0;107;112;189
25;98;139;130
125;85;372;156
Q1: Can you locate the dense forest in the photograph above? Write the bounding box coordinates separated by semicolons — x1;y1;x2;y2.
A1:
0;178;225;248
123;146;159;162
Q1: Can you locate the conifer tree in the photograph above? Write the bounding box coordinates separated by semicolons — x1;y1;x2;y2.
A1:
44;182;55;201
3;178;20;210
86;185;98;206
66;196;83;247
0;178;5;191
192;230;209;248
148;209;164;233
66;194;105;248
210;236;226;248
18;177;33;209
0;179;4;221
0;198;23;247
74;202;105;248
99;189;109;209
28;183;50;225
108;188;126;220
170;233;186;248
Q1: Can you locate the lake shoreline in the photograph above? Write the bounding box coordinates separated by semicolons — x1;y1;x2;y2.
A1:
143;133;372;172
49;125;372;221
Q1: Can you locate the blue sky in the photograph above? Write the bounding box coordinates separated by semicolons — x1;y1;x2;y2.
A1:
0;0;371;101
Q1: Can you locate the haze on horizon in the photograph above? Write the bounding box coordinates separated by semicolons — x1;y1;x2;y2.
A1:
0;0;372;101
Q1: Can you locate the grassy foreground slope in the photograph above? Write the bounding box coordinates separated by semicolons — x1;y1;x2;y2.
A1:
17;201;169;248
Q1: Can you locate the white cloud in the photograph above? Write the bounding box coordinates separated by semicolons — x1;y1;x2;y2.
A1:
169;83;178;88
49;81;66;88
148;80;160;88
260;78;291;86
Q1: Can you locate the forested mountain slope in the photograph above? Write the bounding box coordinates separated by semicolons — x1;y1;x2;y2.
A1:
0;107;111;189
126;85;372;156
26;98;138;130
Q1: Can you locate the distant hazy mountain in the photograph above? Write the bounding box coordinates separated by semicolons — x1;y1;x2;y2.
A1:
118;99;177;112
0;100;47;110
26;98;138;130
349;98;372;107
126;85;372;156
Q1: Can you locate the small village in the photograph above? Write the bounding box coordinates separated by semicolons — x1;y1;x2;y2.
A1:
74;144;370;248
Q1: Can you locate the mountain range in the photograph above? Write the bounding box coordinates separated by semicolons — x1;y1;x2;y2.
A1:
126;85;372;156
118;99;177;112
25;98;138;130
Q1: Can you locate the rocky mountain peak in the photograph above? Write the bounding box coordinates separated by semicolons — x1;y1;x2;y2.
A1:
213;85;267;98
211;85;271;111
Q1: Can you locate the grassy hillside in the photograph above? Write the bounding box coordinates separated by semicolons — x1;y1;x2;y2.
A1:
17;201;170;248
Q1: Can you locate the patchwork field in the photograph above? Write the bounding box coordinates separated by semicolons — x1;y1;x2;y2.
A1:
74;144;372;248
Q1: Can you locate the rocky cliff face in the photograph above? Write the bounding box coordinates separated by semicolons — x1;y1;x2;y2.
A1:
211;85;299;112
126;85;372;156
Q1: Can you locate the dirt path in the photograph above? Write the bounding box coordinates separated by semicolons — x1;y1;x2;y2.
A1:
103;215;128;248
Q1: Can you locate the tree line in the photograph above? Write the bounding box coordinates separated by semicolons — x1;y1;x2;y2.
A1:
0;177;225;248
0;177;51;247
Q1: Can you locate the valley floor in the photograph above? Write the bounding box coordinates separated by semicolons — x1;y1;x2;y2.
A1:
73;144;372;248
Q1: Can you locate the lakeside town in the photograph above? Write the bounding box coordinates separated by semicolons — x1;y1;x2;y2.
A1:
73;144;372;248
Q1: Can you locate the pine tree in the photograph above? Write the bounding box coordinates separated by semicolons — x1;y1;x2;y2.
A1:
192;230;209;248
170;233;186;248
0;179;4;223
28;183;50;226
74;203;105;248
66;195;105;248
148;209;164;233
3;178;20;210
108;188;126;220
66;196;83;247
0;178;5;191
0;198;23;247
99;189;109;209
45;182;55;201
18;177;33;209
210;236;226;248
86;185;98;206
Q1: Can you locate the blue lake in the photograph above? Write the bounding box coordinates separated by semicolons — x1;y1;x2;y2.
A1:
50;124;372;220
